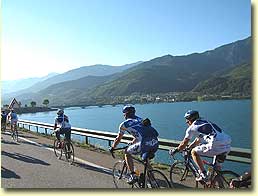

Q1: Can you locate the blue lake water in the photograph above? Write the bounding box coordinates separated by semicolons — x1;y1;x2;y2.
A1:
19;99;252;174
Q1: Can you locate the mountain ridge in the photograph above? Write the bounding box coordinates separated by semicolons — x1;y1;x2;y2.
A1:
2;36;251;106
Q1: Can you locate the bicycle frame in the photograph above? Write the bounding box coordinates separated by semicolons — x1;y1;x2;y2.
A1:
110;146;153;188
202;159;234;188
172;149;237;188
177;149;200;180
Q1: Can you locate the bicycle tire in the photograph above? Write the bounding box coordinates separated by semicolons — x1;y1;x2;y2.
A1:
146;169;171;188
64;142;74;163
53;139;62;159
209;170;240;189
12;128;18;142
170;161;198;188
112;160;133;188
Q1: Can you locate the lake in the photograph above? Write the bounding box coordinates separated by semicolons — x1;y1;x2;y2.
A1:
19;99;252;174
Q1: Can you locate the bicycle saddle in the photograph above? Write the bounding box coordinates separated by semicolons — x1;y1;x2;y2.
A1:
141;151;155;161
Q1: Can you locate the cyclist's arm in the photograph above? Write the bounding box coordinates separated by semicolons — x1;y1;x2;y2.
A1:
112;132;123;149
54;123;57;130
177;138;190;151
188;137;200;149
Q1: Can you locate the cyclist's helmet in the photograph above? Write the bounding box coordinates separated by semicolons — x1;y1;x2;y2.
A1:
122;105;135;115
184;110;199;121
57;109;64;115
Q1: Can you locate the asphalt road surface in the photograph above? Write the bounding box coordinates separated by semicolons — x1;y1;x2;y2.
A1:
1;131;115;188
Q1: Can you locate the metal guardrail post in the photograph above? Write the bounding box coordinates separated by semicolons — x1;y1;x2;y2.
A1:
85;136;88;144
45;128;47;135
36;126;39;133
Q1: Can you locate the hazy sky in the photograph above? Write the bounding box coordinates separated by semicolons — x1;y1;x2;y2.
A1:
1;0;251;81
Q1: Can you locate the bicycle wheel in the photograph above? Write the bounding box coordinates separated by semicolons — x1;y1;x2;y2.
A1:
53;140;62;159
11;129;18;142
146;169;171;188
170;161;198;188
14;130;18;142
112;160;133;188
211;170;240;189
64;142;74;163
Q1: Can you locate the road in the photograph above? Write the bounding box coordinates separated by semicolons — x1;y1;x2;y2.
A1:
1;131;116;188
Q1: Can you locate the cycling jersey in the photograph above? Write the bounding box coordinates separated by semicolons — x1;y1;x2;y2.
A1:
55;114;71;129
185;118;231;156
119;116;159;155
185;119;230;142
8;112;18;124
1;113;7;123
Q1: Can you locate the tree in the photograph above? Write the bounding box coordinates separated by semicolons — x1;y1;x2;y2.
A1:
42;99;49;107
30;101;37;107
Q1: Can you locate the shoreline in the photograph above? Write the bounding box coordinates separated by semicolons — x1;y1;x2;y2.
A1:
11;107;57;114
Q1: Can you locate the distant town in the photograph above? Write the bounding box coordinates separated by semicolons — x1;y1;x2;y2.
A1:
2;91;251;114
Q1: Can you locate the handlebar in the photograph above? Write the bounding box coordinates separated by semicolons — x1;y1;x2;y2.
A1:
109;145;128;159
170;147;192;160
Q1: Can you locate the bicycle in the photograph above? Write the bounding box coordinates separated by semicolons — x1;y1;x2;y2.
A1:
10;122;18;142
110;145;171;188
169;148;239;189
53;137;75;164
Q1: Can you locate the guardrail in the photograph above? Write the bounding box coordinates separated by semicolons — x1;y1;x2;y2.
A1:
17;119;251;164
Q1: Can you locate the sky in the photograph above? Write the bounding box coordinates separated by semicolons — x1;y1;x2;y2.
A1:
1;0;251;81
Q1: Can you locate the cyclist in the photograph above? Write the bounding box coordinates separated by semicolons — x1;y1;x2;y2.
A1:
169;110;231;182
1;110;7;132
230;170;251;188
54;109;71;148
110;105;159;184
7;109;18;135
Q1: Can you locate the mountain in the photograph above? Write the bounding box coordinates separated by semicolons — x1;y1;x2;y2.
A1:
1;73;58;94
2;62;142;104
88;37;251;97
192;63;251;95
23;62;142;93
4;37;251;106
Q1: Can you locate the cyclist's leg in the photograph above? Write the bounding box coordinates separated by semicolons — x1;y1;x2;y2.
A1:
125;142;141;173
192;143;216;172
55;128;62;147
55;128;61;141
10;121;14;135
64;128;71;151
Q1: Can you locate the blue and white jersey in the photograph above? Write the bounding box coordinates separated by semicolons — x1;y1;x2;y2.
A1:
184;118;231;144
1;113;7;121
119;116;143;141
8;112;18;123
55;114;71;129
119;116;159;143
